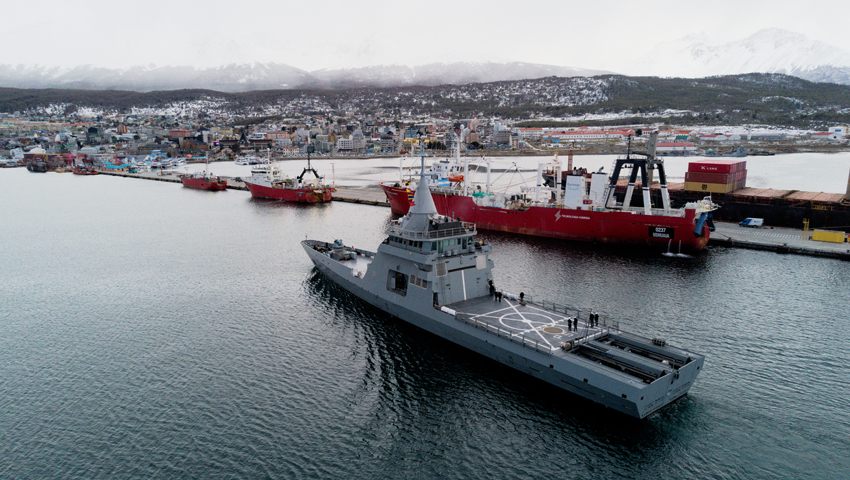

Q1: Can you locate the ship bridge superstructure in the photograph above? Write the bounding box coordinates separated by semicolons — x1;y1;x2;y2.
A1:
385;217;477;257
373;152;494;306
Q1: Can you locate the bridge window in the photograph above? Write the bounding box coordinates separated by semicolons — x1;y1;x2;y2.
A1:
409;274;428;288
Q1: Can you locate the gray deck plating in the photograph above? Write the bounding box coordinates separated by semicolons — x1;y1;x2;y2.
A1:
448;296;604;353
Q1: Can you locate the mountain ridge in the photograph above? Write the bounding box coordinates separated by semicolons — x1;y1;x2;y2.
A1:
0;61;610;93
3;73;849;130
3;29;850;94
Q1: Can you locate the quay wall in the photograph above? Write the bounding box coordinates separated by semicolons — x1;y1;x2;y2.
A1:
98;170;847;261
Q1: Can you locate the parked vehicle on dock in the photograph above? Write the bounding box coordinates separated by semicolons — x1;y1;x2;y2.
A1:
739;218;764;227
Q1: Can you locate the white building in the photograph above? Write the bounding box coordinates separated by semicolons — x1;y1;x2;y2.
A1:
811;132;843;141
516;128;544;139
656;142;697;153
336;136;353;151
828;126;848;136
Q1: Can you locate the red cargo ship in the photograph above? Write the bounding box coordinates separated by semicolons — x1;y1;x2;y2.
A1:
381;131;719;252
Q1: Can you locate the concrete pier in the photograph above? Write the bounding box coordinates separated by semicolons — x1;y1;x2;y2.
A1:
98;170;390;207
97;170;848;260
709;221;850;260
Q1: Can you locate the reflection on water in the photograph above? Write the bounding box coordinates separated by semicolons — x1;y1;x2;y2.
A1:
1;167;848;480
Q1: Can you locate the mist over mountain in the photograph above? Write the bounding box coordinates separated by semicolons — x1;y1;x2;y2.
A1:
311;62;610;88
2;29;850;91
627;28;850;85
0;63;315;92
0;60;610;93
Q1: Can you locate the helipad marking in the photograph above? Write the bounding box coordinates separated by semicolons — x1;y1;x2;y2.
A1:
503;300;552;346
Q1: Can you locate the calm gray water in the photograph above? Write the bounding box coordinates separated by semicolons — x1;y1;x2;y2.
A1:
1;166;849;480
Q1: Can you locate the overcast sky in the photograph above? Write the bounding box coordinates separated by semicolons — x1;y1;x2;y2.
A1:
3;0;848;73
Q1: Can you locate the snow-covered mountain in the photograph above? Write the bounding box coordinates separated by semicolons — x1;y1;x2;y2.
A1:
627;28;850;84
0;61;609;92
5;28;850;92
0;63;315;92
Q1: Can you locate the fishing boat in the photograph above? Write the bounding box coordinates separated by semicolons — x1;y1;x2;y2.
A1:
243;146;333;203
380;155;469;213
178;158;227;191
26;159;48;172
382;131;718;252
72;164;99;175
304;153;705;419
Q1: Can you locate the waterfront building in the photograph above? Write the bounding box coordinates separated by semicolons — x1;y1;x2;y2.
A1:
517;127;544;139
656;142;697;153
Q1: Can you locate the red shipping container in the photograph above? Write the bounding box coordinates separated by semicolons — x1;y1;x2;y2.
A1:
685;172;735;184
688;159;747;174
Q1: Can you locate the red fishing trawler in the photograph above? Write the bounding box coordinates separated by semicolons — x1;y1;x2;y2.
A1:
179;172;228;190
178;157;227;190
243;147;333;203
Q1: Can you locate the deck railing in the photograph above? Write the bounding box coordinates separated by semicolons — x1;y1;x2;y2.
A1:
524;296;620;332
386;222;476;240
454;294;623;353
455;313;553;356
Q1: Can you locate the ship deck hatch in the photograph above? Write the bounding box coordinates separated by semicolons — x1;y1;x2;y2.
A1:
605;332;693;368
572;341;671;383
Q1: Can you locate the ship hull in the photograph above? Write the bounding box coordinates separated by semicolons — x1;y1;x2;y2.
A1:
382;184;709;251
180;176;227;191
382;183;415;214
245;182;332;203
302;239;703;419
26;162;48;173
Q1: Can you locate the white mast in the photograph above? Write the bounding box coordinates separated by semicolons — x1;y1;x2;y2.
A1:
459;126;469;195
551;150;562;204
535;162;543;203
485;157;491;193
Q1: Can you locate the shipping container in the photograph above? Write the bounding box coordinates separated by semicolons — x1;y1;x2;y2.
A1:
812;230;846;243
684;172;735;184
688;160;747;174
683;181;737;194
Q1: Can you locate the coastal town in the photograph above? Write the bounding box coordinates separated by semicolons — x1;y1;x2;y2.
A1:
1;108;849;170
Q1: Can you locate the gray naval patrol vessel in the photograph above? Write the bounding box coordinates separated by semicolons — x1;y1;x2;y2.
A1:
302;156;704;419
